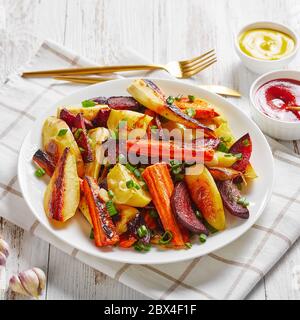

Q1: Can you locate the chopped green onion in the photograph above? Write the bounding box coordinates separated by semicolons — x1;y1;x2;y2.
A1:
149;209;158;218
224;153;233;157
79;147;85;153
125;163;136;172
237;197;249;208
82;100;96;108
188;95;195;102
151;125;158;130
134;242;151;252
118;154;126;163
35;168;45;178
175;94;183;101
220;136;232;143
106;200;118;216
217;142;229;153
166;96;175;105
108;190;114;198
235;153;243;160
199;233;207;243
137;225;148;238
90;229;94;239
74;128;83;139
185;242;192;249
126;179;140;190
242;139;250;146
110;130;118;140
57;129;68;137
126;180;134;188
133;168;141;179
195;210;202;219
186;107;196;118
159;231;173;245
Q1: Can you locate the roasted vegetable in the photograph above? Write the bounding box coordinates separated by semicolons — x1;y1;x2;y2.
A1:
83;176;119;246
92;107;111;127
229;133;252;172
171;182;208;234
126;139;214;163
73;113;93;163
32;149;55;176
115;205;139;235
174;97;219;120
84;127;110;180
185;165;226;230
107;109;153;134
57;105;108;121
42;116;84;177
119;233;137;248
107;163;151;207
44;147;80;222
127;79;215;137
107;96;141;110
208;167;242;181
142;163;185;247
79;188;110;225
59;108;93;129
217;180;249;219
214;122;235;147
205;151;237;167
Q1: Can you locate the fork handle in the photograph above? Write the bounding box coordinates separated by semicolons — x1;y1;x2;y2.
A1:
22;64;165;78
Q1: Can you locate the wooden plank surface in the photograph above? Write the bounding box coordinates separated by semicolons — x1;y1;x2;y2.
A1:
0;0;300;300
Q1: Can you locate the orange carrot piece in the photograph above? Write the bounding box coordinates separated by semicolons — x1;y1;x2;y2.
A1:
83;176;119;247
142;163;185;247
144;211;158;230
127;139;214;163
119;234;137;248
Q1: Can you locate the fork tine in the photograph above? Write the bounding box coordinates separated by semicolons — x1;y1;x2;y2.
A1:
179;49;215;65
182;57;217;74
181;52;217;71
182;59;217;78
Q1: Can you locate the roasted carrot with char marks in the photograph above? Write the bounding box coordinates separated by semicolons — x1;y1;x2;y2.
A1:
142;163;185;247
127;139;214;163
83;176;119;247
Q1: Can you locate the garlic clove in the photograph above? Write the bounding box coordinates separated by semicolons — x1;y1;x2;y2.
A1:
9;275;30;297
0;252;7;266
0;238;9;259
32;268;46;294
9;268;46;298
18;270;40;298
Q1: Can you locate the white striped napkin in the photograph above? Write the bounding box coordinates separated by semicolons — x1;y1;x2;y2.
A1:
0;40;300;300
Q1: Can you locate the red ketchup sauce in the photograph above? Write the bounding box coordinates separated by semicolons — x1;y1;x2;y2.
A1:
255;78;300;122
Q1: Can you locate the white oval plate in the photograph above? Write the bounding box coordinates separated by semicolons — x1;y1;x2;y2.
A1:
18;78;274;265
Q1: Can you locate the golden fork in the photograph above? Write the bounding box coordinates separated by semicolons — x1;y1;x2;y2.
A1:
53;75;241;97
22;49;217;79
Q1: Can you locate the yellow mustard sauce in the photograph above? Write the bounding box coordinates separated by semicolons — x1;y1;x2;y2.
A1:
239;28;295;60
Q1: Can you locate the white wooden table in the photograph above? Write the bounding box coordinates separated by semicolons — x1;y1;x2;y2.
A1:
1;0;300;300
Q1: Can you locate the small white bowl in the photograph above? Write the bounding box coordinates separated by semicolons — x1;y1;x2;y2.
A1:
250;70;300;140
235;21;299;74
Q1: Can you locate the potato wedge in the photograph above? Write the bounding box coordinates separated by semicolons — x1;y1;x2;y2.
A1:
44;147;80;222
185;165;226;230
84;127;110;180
42;116;85;177
205;151;237;167
57;105;108;121
107;163;151;207
107;109;153;133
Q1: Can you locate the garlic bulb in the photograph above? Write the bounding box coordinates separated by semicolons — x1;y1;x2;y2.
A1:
0;238;9;290
9;268;46;298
